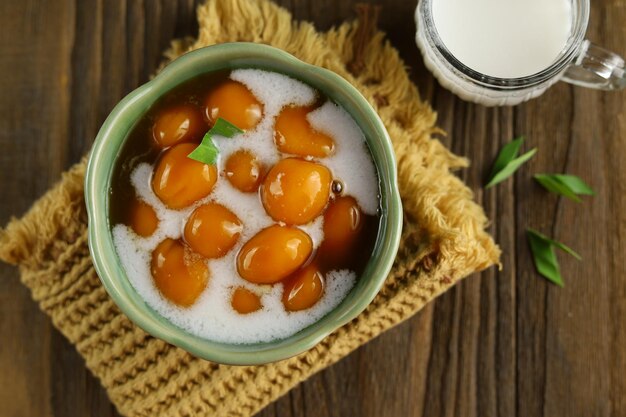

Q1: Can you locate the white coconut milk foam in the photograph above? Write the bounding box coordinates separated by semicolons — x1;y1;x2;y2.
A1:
112;69;380;344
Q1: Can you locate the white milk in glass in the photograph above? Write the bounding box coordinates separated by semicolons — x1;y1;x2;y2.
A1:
415;0;577;105
432;0;573;78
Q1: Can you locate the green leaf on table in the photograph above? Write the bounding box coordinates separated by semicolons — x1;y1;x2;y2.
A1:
489;136;524;178
187;118;243;164
485;136;536;188
527;228;582;260
534;174;594;202
526;228;582;287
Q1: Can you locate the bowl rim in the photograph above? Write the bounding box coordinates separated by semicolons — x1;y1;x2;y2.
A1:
85;42;402;365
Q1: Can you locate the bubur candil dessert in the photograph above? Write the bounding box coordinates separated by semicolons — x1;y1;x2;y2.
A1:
110;69;380;343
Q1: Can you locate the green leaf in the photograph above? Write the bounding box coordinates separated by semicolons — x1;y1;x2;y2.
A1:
187;138;220;165
526;228;582;287
533;174;581;202
533;174;594;202
551;174;595;195
187;118;244;164
527;228;582;260
485;147;537;188
490;136;524;178
527;232;563;287
210;118;244;138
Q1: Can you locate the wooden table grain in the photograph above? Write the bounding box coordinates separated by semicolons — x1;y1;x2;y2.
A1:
1;1;625;416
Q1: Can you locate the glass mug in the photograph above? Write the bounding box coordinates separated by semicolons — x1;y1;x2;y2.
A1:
415;0;626;106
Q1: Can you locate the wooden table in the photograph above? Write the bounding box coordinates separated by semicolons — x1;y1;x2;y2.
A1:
1;1;624;416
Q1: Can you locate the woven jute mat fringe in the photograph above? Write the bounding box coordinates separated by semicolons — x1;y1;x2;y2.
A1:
0;0;500;415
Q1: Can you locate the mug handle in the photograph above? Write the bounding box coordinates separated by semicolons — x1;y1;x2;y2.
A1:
561;40;626;90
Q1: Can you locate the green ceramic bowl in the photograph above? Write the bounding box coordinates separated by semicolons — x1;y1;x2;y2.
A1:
86;42;402;365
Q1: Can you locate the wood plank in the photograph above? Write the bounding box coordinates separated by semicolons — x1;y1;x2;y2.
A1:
540;0;626;414
46;1;118;415
604;6;626;410
0;1;76;416
0;1;625;417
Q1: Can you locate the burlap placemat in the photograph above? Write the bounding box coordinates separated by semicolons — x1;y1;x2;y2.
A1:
0;0;500;415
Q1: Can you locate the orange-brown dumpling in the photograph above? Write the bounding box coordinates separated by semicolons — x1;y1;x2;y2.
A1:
151;143;218;209
152;104;206;148
205;80;262;130
128;198;158;237
237;225;313;284
282;263;325;311
225;150;263;192
231;287;262;314
261;158;332;225
274;106;335;158
151;238;209;307
318;196;364;269
184;203;242;259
